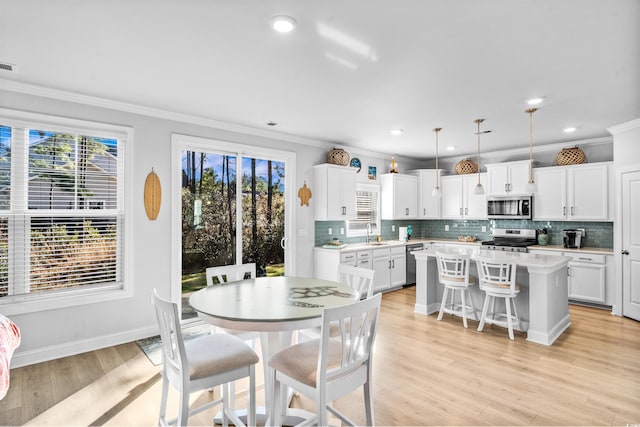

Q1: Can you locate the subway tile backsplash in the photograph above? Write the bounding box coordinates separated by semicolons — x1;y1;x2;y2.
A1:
314;219;613;248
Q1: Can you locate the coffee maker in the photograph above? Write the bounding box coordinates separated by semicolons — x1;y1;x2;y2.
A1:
563;228;585;248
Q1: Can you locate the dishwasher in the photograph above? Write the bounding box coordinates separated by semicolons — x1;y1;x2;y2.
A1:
405;242;424;286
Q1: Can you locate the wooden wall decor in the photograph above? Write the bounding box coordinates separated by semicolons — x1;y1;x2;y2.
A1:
144;168;161;220
298;181;312;206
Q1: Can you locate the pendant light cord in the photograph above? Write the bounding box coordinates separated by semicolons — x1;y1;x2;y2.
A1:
526;108;537;183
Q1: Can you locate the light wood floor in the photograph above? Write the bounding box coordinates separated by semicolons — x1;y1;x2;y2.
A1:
1;286;639;426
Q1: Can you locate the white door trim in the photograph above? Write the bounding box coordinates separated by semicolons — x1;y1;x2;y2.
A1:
170;133;296;310
615;164;640;319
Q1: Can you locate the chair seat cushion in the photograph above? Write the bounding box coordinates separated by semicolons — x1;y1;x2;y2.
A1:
482;281;521;293
440;275;476;286
185;334;259;381
268;338;342;388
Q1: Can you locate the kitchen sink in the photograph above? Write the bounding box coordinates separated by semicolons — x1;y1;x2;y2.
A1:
366;242;388;246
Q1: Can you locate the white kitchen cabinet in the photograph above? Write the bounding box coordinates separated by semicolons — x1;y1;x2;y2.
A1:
409;169;442;219
486;160;531;195
566;252;607;304
372;246;406;293
533;163;610;221
380;173;418;219
440;173;487;219
313;163;357;220
529;248;613;307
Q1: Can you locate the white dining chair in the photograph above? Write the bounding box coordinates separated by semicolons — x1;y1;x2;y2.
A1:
338;263;375;300
435;251;478;328
475;255;522;340
152;289;259;427
298;263;375;342
204;263;260;409
268;293;382;427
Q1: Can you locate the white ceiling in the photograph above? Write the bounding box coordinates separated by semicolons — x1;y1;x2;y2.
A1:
1;0;639;159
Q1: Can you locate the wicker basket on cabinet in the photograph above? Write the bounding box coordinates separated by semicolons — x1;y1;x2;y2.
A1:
555;146;586;166
455;158;478;175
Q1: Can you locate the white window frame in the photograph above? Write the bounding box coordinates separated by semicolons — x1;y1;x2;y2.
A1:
0;108;133;316
347;183;381;238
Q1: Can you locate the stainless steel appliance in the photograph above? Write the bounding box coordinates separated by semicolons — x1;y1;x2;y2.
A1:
487;195;532;220
405;242;424;285
563;228;585;248
481;228;537;253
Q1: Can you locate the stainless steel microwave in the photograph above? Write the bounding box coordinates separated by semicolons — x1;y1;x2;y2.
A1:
487;195;532;219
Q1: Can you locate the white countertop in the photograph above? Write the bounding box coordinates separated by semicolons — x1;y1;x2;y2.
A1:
315;238;613;256
415;247;571;270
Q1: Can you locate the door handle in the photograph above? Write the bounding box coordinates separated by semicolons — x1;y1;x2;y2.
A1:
405;208;409;216
571;206;575;216
423;208;426;215
388;260;391;269
280;237;286;250
342;206;346;215
460;208;463;216
392;259;395;268
621;250;630;255
465;207;468;215
563;206;566;216
505;183;508;193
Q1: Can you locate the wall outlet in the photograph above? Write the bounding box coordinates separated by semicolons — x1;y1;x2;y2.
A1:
482;226;487;233
340;227;344;235
392;225;396;232
445;225;449;231
328;227;333;235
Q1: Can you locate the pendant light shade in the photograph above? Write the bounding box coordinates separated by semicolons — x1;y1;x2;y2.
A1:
525;108;538;193
432;127;442;198
473;118;485;195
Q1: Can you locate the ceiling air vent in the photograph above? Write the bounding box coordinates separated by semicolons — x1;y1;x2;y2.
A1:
0;62;16;72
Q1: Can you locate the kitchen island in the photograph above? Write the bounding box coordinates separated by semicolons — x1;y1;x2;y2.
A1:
414;247;572;346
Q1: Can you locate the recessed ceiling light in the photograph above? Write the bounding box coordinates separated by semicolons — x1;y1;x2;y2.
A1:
527;97;545;105
563;127;577;133
271;15;296;33
446;146;456;151
390;129;403;136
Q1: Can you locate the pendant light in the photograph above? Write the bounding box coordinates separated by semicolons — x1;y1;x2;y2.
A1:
473;118;485;195
432;127;442;197
525;108;538;193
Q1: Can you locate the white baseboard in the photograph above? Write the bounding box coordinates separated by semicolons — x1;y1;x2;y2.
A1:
11;324;159;368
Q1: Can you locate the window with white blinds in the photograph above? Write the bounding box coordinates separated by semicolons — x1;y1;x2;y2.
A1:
0;116;125;305
347;184;380;237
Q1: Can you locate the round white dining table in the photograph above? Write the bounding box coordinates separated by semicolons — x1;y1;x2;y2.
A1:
188;275;359;424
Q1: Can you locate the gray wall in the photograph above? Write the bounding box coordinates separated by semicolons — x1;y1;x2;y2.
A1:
0;88;420;367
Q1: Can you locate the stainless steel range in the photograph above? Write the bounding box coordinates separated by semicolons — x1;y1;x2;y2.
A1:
481;228;537;253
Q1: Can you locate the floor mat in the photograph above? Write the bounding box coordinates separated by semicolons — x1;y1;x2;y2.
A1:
136;323;212;365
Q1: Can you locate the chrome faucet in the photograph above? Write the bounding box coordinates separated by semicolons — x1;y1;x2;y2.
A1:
366;223;372;243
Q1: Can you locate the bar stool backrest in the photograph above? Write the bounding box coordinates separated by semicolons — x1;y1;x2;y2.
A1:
435;251;472;285
475;255;518;294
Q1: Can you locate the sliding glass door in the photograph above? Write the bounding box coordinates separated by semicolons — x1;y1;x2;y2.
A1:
172;135;295;320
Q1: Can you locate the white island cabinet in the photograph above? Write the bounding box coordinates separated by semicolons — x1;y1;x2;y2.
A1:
313;163;357;220
414;247;571;346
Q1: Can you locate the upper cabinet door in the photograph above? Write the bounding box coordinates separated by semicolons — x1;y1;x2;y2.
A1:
533;167;567;220
486;161;531;195
533;163;610;221
568;164;608;220
380;173;418;219
440;175;464;218
313;164;357;220
463;174;487;219
410;169;441;219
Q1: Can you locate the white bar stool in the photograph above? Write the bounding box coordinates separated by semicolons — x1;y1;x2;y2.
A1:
475;255;522;340
435;251;478;328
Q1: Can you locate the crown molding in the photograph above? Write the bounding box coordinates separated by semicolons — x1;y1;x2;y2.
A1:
439;136;612;161
0;78;333;148
607;118;640;135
